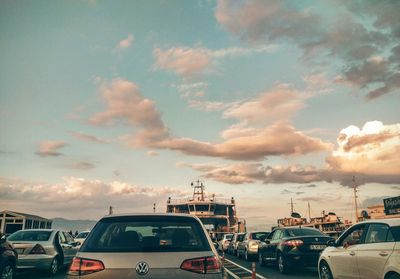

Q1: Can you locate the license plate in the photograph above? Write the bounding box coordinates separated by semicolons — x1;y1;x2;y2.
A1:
310;245;326;250
15;248;25;254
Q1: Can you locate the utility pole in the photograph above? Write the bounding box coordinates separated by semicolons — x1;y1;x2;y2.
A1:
308;202;311;222
109;206;113;215
353;176;359;223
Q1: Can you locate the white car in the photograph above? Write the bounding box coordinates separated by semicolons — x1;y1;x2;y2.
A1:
218;234;233;252
318;218;400;279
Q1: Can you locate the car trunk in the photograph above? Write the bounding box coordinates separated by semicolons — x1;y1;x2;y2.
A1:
74;251;221;279
288;236;332;252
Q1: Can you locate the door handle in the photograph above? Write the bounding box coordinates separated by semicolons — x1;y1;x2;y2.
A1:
349;251;356;256
379;251;388;256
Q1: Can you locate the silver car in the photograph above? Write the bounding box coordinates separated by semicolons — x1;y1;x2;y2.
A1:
67;213;223;278
8;229;79;275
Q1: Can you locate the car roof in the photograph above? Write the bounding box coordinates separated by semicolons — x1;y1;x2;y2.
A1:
358;218;400;227
100;213;201;220
16;229;57;232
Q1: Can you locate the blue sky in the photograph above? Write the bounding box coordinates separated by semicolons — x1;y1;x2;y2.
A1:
1;0;399;228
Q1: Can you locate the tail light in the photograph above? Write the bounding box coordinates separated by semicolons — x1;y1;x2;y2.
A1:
29;244;46;254
67;257;105;276
180;256;222;274
282;240;304;247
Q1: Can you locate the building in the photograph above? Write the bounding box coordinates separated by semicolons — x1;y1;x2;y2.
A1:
364;204;400;219
0;210;52;235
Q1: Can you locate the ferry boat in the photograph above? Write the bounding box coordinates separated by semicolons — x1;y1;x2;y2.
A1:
275;200;352;238
166;180;246;239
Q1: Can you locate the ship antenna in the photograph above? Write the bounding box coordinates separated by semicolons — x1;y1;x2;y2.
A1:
289;198;296;214
353;176;359;223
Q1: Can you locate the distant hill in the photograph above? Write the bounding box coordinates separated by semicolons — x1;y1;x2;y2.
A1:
51;217;98;233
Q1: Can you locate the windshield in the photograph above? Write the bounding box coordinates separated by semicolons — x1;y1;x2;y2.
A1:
81;216;210;252
251;232;269;240
284;228;325;237
8;230;52;241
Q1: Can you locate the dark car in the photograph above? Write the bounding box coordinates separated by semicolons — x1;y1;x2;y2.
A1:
258;227;333;274
0;233;17;279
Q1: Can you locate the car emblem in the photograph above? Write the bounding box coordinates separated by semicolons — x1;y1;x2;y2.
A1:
135;261;149;276
315;238;319;241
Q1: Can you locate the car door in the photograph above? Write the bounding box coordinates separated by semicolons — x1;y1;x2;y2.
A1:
328;224;367;279
265;229;282;261
356;223;396;279
238;233;249;256
60;232;79;265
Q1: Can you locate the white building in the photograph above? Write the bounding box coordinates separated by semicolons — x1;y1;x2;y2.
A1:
0;210;52;235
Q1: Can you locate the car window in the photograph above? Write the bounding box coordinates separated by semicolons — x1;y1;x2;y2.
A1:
340;225;366;247
81;216;210;252
251;232;269;240
8;230;52;241
365;224;391;244
284;228;325;237
59;231;67;244
64;232;75;244
272;230;282;241
76;232;89;238
390;226;400;241
237;234;245;241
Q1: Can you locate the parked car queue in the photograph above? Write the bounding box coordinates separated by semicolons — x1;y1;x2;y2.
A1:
1;217;399;279
219;218;400;279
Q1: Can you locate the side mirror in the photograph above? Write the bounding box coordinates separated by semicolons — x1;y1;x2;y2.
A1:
327;239;336;247
0;233;6;244
264;239;271;245
214;242;219;250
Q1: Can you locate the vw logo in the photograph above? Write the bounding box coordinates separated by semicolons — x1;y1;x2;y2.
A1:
135;261;149;276
315;238;319;241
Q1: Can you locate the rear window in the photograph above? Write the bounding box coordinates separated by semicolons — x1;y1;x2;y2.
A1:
8;230;52;241
251;232;269;240
237;234;245;241
81;216;210;252
285;228;325;237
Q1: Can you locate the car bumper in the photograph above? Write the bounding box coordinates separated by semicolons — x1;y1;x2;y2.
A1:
286;250;320;267
16;254;54;270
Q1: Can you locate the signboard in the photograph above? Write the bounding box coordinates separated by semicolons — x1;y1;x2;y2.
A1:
383;196;400;215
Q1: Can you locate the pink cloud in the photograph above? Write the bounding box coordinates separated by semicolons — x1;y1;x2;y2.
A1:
223;83;306;124
36;141;67;157
116;34;134;50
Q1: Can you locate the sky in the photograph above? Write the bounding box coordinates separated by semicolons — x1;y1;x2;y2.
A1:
1;0;399;230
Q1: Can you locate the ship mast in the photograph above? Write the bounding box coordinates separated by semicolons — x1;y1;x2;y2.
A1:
353;176;359;222
192;180;205;201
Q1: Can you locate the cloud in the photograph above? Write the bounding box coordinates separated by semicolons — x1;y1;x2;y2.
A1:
115;34;134;51
147;150;159;157
156;122;331;161
0;176;190;219
223;83;306;125
327;121;400;176
215;0;400;99
180;121;400;186
153;45;276;77
71;131;107;144
36;141;67;157
188;99;233;112
92;79;330;161
65;161;95;170
89;78;170;147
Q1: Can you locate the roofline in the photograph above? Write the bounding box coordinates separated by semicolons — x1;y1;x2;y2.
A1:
100;213;198;219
